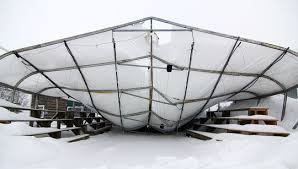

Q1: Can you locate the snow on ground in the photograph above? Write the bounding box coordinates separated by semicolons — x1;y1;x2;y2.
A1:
1;123;298;169
0;122;73;136
1;95;298;169
0;127;298;169
0;107;37;121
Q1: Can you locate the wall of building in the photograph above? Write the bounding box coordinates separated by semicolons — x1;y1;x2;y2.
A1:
287;88;297;99
31;95;67;118
31;95;92;118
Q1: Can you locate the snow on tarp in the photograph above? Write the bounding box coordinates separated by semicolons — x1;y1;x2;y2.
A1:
0;17;298;132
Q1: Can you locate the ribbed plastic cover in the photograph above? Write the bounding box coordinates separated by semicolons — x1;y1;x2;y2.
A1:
0;17;297;132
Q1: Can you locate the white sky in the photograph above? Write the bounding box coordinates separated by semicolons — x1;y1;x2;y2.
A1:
0;0;297;52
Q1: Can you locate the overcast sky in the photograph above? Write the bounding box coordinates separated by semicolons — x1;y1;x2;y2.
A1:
0;0;297;52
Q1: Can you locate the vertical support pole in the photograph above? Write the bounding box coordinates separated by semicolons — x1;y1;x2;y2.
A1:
30;94;39;126
72;101;75;117
34;94;38;109
217;103;220;111
147;18;154;127
281;92;287;121
30;94;36;127
198;37;240;116
64;41;103;118
256;98;261;106
55;98;59;116
112;32;124;131
176;39;195;132
56;98;61;129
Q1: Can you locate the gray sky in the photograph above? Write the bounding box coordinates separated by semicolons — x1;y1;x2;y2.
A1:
0;0;297;52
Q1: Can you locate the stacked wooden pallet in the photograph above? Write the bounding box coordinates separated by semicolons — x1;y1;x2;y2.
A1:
186;107;290;140
0;105;112;142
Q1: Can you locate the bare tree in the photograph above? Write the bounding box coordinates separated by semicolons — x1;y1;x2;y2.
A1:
0;85;31;106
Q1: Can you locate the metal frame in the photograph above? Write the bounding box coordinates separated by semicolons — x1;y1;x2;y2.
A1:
293;121;298;130
33;84;259;106
122;91;172;105
176;35;195;131
13;51;73;99
5;73;298;117
150;17;298;56
64;40;102;116
4;53;290;105
11;53;286;95
37;86;150;94
113;29;191;32
153;87;174;105
198;37;241;115
281;92;288;121
12;51;102;116
227;48;289;100
112;33;124;130
12;55;150;89
1;17;297;60
226;49;290;121
1;17;297;131
147;18;154;126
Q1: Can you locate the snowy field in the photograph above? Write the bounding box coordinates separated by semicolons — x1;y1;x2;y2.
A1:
1;94;298;169
0;125;298;169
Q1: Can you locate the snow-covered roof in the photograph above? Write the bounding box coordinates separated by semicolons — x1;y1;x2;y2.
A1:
0;17;297;131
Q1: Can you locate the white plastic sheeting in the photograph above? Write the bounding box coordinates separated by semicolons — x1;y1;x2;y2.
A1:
0;17;297;132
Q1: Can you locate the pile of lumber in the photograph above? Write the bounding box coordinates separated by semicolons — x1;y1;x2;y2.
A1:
0;104;112;143
187;107;290;140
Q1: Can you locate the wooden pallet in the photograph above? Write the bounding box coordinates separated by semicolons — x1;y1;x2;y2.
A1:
60;134;90;143
197;124;289;137
206;107;269;118
186;129;220;141
1;104;111;141
22;127;82;138
87;125;112;135
211;115;278;125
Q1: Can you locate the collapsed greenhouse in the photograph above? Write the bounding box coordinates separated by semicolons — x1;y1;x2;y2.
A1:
0;17;298;132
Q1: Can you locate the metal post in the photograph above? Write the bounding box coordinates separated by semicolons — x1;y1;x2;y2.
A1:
176;39;195;132
56;98;58;114
56;98;61;129
198;37;240;116
30;94;39;127
34;94;38;109
112;33;124;130
147;18;154;126
64;41;103;118
281;92;288;121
